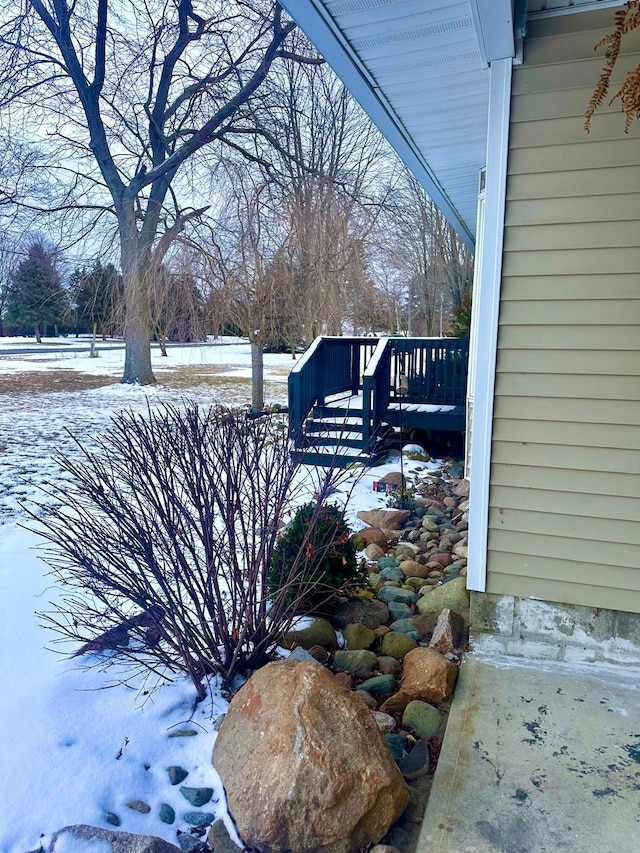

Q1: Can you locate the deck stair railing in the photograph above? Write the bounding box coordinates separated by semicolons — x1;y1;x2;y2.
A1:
289;335;469;464
288;336;379;446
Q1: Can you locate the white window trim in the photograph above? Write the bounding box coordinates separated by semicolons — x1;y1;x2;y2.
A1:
466;56;512;593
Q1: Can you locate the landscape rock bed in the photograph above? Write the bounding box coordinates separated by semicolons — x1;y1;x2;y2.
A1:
211;457;471;853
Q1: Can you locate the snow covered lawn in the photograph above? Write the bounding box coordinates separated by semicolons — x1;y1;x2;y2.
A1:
0;339;436;852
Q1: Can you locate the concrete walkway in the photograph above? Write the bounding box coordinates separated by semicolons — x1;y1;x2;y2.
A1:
417;654;640;853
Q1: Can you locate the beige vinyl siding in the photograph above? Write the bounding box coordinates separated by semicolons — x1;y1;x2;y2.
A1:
487;8;640;613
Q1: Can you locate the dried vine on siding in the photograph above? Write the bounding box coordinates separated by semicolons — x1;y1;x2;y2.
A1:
585;1;640;133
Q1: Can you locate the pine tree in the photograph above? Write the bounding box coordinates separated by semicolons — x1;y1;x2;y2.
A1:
4;243;68;340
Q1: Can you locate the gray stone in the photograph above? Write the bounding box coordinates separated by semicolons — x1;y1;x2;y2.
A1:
207;819;243;853
402;700;442;738
283;617;339;651
288;646;317;662
159;803;176;825
387;601;412;621
168;729;197;738
377;587;417;605
388;618;418;635
105;813;121;827
359;674;396;695
377;556;400;570
333;649;378;676
396;738;431;781
49;826;180;852
386;825;412;852
372;711;396;733
183;811;216;827
381;567;405;583
177;837;201;852
167;766;189;785
370;846;403;853
385;733;407;761
180;786;214;807
417;577;470;615
333;598;390;630
377;655;402;675
126;800;151;814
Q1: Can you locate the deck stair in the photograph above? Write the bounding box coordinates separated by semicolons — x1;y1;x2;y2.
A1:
289;336;469;467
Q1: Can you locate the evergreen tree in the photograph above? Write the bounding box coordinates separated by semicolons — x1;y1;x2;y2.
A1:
4;242;68;340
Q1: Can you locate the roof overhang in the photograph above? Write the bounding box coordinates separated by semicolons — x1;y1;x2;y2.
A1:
279;0;516;252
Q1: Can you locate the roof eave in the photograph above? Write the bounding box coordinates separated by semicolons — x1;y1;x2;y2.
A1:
279;0;477;252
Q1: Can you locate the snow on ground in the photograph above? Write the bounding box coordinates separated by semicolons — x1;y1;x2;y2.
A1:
0;339;438;852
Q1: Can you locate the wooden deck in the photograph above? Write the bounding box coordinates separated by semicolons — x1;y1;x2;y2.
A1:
289;336;468;466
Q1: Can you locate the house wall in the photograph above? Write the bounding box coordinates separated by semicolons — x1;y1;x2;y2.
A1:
485;9;640;613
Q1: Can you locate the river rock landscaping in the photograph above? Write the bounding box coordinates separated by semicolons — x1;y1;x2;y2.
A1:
209;458;471;853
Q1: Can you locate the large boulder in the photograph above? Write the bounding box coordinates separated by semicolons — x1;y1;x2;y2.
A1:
380;647;457;714
49;826;180;852
357;509;410;531
213;660;409;853
351;526;389;551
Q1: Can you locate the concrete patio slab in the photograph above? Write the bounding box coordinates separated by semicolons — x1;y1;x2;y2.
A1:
417;654;640;853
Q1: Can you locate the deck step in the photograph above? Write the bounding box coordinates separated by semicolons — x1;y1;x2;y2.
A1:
304;419;364;435
302;435;365;450
312;405;363;419
293;449;372;468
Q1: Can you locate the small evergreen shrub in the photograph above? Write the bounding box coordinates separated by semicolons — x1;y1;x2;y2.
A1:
268;502;363;612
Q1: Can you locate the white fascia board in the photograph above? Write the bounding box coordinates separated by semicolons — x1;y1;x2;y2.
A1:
278;0;475;252
469;0;515;64
466;57;512;593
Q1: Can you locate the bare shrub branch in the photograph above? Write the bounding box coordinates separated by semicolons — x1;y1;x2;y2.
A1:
27;404;358;700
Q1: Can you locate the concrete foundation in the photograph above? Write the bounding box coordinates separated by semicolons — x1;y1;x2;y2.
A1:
470;593;640;668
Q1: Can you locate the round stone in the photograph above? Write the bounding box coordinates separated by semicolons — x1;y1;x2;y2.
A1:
343;622;376;650
159;803;176;824
380;631;418;659
359;674;396;696
402;700;443;738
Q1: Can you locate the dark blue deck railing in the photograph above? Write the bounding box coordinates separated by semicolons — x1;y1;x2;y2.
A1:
288;337;378;444
289;335;469;451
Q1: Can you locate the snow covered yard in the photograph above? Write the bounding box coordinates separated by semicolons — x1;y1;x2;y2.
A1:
0;339;421;852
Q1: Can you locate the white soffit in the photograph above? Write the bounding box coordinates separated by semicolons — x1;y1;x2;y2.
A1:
279;1;514;250
526;0;624;15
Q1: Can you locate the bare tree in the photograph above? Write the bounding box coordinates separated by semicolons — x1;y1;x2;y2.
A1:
0;1;313;383
150;257;205;356
207;170;293;410
237;51;391;343
382;174;473;336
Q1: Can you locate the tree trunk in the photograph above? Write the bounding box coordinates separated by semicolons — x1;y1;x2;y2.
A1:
251;340;264;412
35;325;42;343
159;334;168;356
119;208;156;385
